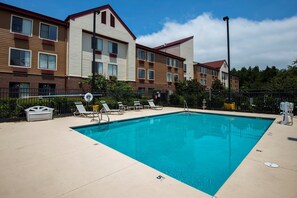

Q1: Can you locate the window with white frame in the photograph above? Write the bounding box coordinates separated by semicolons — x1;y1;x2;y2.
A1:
38;52;57;70
40;22;57;41
138;68;146;79
212;70;218;76
108;64;117;76
148;69;154;80
9;82;30;98
147;52;155;62
173;59;179;68
95;38;103;51
95;62;103;75
11;15;32;36
108;41;118;54
167;72;172;82
166;57;172;67
174;73;179;82
200;66;207;74
137;49;146;60
9;48;31;67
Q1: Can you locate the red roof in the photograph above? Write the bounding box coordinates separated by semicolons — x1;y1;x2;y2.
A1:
65;5;136;40
198;60;227;70
154;36;194;50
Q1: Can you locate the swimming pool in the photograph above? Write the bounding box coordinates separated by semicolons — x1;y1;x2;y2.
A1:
73;112;274;196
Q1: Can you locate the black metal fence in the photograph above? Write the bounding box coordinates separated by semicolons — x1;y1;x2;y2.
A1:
0;88;98;121
171;89;297;115
0;88;296;122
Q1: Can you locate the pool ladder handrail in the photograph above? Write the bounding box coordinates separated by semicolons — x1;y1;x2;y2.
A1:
100;111;110;123
184;100;188;111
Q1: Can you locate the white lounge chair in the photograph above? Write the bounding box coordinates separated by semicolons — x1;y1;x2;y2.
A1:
147;100;163;110
134;101;143;110
74;101;98;117
100;101;123;114
118;102;127;111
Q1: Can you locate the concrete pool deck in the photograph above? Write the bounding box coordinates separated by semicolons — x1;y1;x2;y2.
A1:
0;108;296;198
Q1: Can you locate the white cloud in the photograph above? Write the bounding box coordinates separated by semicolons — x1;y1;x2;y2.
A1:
137;13;297;69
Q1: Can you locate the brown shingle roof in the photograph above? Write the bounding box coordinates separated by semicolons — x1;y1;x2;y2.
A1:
199;60;227;70
154;36;194;50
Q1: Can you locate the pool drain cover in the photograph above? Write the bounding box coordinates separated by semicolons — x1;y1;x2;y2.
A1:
156;175;165;180
264;162;279;168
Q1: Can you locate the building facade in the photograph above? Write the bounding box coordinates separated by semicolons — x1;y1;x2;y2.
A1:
134;44;184;94
65;5;136;89
0;3;238;96
0;3;67;96
155;36;194;80
194;60;239;90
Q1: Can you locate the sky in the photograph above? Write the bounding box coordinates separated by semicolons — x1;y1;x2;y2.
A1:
1;0;297;69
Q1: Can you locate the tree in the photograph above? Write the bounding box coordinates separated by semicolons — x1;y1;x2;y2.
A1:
211;79;225;91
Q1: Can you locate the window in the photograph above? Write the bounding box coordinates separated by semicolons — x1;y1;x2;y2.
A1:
167;72;172;82
174;74;179;82
108;64;117;77
38;52;57;70
148;88;154;96
95;62;103;75
222;72;228;81
183;64;187;73
137;49;146;60
138;68;146;79
173;59;179;68
108;41;118;54
9;82;30;98
138;87;145;95
212;70;218;76
200;66;207;74
101;11;106;24
9;48;31;67
200;78;206;85
38;83;55;95
148;70;155;80
147;52;155;62
95;38;103;51
166;57;172;67
11;15;32;36
110;14;115;27
40;23;57;41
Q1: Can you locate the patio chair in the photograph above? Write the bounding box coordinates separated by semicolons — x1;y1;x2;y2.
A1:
134;101;143;110
147;100;163;110
74;101;98;117
118;102;127;111
100;101;124;115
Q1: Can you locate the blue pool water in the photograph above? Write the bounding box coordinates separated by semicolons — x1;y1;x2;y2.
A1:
74;112;273;196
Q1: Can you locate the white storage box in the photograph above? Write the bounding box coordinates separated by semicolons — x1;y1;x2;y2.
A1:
25;106;54;122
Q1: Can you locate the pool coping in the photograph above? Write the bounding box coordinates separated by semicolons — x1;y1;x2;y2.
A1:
0;107;296;198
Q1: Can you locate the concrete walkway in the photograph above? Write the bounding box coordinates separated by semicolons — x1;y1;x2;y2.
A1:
0;108;296;198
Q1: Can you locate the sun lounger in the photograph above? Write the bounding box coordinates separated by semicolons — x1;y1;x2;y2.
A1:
74;101;98;118
100;101;124;114
118;102;127;111
147;100;163;110
134;101;143;110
